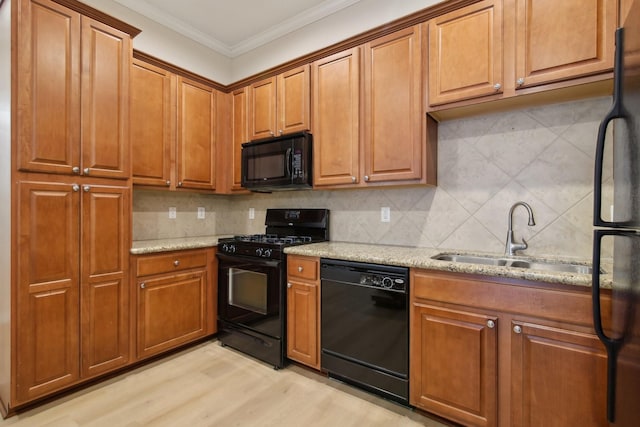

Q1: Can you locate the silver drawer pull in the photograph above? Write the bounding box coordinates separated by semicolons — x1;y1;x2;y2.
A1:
297;266;303;272
174;260;180;267
513;325;522;334
140;283;146;289
487;320;496;329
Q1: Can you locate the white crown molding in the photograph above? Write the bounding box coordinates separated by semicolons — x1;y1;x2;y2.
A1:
113;0;361;58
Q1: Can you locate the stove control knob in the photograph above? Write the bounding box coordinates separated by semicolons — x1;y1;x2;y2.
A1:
264;249;272;257
256;248;264;257
222;244;229;252
382;277;394;289
231;245;236;253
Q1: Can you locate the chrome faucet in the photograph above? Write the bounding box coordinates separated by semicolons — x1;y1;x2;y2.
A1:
505;202;536;256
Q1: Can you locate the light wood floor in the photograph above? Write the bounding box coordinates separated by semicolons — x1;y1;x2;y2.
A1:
1;340;454;427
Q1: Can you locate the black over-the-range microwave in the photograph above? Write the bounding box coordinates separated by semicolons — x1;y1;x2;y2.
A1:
241;131;312;192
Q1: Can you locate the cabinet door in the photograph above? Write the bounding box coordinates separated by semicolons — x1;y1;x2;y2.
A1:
81;17;131;179
249;76;277;140
428;0;503;105
131;59;174;187
15;181;80;404
511;321;608;427
277;64;310;135
16;0;81;175
411;303;497;427
137;270;208;359
231;87;248;191
515;0;616;88
286;280;319;369
176;77;217;191
80;184;130;378
363;25;423;183
312;48;361;187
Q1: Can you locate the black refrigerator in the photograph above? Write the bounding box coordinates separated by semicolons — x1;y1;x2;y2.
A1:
592;2;640;426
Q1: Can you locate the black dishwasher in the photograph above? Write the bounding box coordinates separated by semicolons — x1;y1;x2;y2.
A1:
320;259;409;405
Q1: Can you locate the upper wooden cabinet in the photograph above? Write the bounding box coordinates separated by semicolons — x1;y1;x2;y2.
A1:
230;87;249;192
514;0;617;89
176;77;217;191
313;26;437;189
249;64;310;140
427;0;503;106
363;25;433;185
427;0;617;110
312;48;361;187
130;59;174;187
16;0;131;179
130;57;220;192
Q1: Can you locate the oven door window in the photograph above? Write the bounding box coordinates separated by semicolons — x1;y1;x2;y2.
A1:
229;268;268;314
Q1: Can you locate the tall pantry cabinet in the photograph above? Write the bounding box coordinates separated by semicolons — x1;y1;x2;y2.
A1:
1;0;139;414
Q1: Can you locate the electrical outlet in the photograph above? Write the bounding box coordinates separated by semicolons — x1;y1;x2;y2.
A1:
249;208;255;220
197;207;205;219
168;207;177;219
381;207;391;223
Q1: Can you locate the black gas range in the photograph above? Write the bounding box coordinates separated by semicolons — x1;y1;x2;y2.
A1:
217;209;329;368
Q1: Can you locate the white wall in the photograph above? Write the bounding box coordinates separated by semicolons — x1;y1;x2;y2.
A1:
81;0;233;83
0;0;12;408
232;0;441;81
82;0;442;84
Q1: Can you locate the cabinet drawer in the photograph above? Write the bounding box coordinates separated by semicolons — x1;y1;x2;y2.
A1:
136;251;208;277
287;256;319;281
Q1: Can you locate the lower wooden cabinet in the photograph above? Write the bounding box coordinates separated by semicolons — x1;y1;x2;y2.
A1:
410;269;610;427
411;303;497;427
286;255;320;369
510;321;608;427
14;179;130;405
133;248;217;360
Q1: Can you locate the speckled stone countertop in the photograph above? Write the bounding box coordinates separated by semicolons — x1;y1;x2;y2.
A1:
285;242;611;288
130;235;231;255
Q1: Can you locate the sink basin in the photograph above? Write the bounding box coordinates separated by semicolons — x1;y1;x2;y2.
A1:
432;253;596;274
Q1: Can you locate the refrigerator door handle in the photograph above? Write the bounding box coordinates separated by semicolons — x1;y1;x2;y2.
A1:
594;28;625;227
592;229;629;423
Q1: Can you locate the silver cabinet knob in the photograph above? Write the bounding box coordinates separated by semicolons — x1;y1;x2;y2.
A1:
83;185;90;192
287;282;292;289
351;176;356;183
279;130;283;135
72;166;80;174
83;167;90;175
177;182;183;187
364;175;370;182
269;131;274;136
174;260;180;267
493;83;502;91
487;320;496;329
513;325;522;334
140;283;146;289
72;184;80;192
516;77;525;86
297;266;303;272
166;180;171;186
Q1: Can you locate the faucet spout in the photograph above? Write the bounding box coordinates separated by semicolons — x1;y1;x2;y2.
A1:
505;202;536;256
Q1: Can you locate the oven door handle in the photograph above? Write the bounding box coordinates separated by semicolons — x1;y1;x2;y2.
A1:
217;252;281;268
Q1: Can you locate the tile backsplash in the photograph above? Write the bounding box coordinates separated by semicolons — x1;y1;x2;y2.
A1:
133;96;614;260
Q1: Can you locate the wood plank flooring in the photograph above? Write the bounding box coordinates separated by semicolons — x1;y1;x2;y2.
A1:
1;341;454;427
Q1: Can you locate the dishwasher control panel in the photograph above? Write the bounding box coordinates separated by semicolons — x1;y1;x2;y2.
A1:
359;272;406;291
321;259;408;293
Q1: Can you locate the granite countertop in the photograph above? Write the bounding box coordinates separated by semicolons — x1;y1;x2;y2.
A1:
285;241;611;288
130;235;231;255
130;238;610;288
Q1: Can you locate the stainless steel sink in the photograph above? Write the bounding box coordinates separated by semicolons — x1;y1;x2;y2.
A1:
432;253;596;274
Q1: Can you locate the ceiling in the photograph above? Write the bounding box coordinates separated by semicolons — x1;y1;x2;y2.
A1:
113;0;362;58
